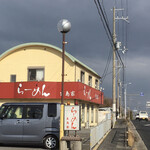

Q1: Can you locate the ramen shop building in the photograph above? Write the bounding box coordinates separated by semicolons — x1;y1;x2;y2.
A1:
0;43;104;127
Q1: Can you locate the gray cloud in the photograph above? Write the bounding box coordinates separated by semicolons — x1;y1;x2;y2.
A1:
0;0;148;110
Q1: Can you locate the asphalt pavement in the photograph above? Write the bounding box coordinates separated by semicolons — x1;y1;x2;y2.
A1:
0;128;90;150
132;120;150;150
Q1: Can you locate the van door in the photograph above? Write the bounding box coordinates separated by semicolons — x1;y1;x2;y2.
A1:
23;105;45;142
0;105;24;142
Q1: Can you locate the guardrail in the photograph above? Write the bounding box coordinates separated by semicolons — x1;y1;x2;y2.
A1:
90;113;111;149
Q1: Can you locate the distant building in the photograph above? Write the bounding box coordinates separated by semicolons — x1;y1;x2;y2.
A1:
0;42;104;127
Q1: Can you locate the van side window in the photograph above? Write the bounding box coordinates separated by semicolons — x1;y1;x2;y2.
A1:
5;106;23;119
48;104;57;117
26;105;43;119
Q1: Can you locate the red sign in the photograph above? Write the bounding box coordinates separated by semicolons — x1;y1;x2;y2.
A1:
0;82;104;104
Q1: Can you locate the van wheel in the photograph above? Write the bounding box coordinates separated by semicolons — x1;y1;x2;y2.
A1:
44;135;58;149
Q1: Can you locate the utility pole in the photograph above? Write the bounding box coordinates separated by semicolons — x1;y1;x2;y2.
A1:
116;10;129;119
117;60;120;118
112;7;116;127
124;86;127;119
119;82;122;117
113;7;129;121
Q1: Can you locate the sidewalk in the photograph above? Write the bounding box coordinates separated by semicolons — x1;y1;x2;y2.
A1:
69;128;90;150
97;119;131;150
77;128;90;150
69;119;147;150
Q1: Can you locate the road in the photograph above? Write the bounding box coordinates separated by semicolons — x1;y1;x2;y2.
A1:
132;120;150;150
0;144;46;150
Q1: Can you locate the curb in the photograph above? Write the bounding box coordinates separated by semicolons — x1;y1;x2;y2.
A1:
128;120;147;150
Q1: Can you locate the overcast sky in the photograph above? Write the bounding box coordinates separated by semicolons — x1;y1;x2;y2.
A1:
0;0;149;111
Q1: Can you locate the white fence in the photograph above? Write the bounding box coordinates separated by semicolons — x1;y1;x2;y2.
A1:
90;113;111;150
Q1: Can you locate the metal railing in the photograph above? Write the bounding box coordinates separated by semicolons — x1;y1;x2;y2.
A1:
90;113;111;149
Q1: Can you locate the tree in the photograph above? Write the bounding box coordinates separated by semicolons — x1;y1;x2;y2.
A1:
100;97;112;107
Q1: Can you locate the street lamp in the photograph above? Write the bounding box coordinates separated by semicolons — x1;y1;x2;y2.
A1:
57;19;71;140
124;82;132;119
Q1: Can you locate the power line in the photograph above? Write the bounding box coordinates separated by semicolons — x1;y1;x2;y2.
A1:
94;0;116;84
101;47;112;83
96;0;114;46
101;0;110;27
94;0;125;68
94;0;113;48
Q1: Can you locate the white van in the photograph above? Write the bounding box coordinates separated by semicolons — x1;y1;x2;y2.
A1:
139;111;148;121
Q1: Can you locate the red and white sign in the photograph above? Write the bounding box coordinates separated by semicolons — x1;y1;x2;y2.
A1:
64;105;80;131
0;82;104;104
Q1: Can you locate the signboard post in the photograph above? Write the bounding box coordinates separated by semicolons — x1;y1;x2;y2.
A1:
64;105;81;131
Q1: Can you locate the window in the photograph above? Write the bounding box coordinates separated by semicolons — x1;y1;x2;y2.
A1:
26;105;43;119
95;79;99;89
88;76;92;86
87;104;89;122
28;68;44;81
80;71;85;83
5;106;23;119
0;105;7;118
91;105;94;123
10;75;16;82
48;103;57;117
0;105;10;118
